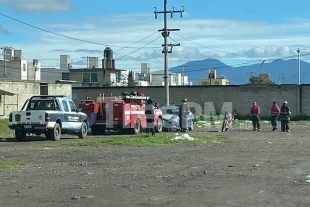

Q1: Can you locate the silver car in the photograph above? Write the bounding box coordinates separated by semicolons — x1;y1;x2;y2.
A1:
161;105;195;132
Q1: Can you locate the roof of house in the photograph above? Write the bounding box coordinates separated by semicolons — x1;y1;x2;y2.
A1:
150;70;177;75
0;89;15;96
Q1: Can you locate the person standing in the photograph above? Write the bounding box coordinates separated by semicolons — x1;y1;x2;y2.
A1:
270;101;280;131
145;98;155;136
250;102;261;131
280;101;291;132
179;98;190;132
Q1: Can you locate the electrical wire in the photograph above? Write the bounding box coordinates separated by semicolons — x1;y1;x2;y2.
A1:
114;36;162;60
114;31;160;52
0;13;160;49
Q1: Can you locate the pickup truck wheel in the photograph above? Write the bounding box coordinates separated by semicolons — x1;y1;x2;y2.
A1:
155;118;163;133
49;123;61;141
78;122;88;139
15;130;26;142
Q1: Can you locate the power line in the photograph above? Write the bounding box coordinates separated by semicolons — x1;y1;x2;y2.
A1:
0;13;161;49
114;31;159;52
114;36;162;60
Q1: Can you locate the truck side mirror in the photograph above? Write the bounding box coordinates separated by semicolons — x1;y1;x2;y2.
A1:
77;108;82;112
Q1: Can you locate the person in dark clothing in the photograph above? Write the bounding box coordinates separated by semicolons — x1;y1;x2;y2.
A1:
280;101;291;132
145;98;155;135
179;98;190;132
250;102;261;131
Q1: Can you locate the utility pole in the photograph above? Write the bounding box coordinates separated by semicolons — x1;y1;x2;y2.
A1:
182;66;185;86
279;74;286;84
297;48;300;85
81;56;90;68
154;1;184;105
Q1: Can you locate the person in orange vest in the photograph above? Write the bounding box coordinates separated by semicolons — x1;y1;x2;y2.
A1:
270;101;280;131
250;102;261;131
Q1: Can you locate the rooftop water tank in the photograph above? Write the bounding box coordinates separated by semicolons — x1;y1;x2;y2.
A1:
104;47;113;59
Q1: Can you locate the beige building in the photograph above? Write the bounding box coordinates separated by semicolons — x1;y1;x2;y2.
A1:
69;68;125;87
198;69;230;85
0;80;72;119
69;47;127;87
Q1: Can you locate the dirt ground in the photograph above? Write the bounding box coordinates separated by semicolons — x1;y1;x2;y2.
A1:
1;125;310;207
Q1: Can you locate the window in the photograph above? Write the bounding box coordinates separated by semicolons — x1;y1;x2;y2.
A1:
62;100;69;112
215;81;219;85
23;63;26;71
173;76;177;84
68;101;77;112
62;73;69;80
27;100;56;110
82;72;98;83
116;73;120;83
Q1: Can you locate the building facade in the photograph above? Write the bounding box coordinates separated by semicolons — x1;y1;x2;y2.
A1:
198;69;230;85
0;47;40;81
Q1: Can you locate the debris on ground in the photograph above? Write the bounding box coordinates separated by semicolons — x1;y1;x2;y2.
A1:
172;133;195;141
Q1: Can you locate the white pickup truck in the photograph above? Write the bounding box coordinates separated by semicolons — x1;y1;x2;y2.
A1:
8;95;89;141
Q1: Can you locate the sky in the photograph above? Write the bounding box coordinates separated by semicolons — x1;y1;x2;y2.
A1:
0;0;310;74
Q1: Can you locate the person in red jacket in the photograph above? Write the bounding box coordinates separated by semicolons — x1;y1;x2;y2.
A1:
250;102;261;131
270;101;280;131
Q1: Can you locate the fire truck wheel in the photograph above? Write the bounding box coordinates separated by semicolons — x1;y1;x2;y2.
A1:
155;118;163;133
132;119;141;134
90;126;98;135
91;125;105;135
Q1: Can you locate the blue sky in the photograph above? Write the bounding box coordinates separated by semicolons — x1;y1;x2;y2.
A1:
0;0;310;72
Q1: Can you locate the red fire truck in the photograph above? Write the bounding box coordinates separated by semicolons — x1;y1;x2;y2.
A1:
79;93;163;135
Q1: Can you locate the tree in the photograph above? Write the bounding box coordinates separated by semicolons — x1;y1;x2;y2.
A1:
247;75;275;85
127;70;136;87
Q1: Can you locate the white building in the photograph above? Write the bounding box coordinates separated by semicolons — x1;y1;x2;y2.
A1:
0;47;40;81
150;70;191;86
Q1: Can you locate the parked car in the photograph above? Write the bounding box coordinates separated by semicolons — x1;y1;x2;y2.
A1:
161;105;195;131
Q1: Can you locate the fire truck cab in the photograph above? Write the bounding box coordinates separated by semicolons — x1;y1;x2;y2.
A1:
79;93;163;135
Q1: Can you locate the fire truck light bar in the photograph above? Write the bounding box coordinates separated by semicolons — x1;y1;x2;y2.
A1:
122;95;150;100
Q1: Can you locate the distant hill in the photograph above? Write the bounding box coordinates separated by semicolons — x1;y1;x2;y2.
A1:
169;58;310;85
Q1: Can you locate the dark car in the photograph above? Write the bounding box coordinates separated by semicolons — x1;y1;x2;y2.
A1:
160;105;195;131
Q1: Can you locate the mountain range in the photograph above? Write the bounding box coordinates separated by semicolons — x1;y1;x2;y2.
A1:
169;58;309;85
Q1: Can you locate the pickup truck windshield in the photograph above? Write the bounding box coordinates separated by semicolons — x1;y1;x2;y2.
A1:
27;100;58;110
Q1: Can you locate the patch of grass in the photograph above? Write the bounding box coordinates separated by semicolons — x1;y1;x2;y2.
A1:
53;134;228;147
0;119;14;138
0;161;23;170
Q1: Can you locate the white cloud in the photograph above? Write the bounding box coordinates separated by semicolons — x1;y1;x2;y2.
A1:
3;13;310;70
0;0;72;13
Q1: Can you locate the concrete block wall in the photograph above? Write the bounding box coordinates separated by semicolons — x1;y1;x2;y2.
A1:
72;85;304;118
48;83;72;99
0;81;72;119
301;85;310;116
0;81;40;118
